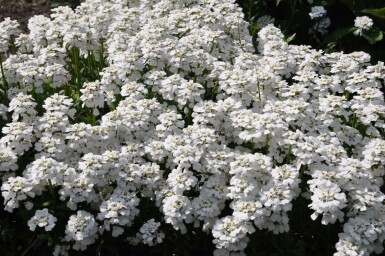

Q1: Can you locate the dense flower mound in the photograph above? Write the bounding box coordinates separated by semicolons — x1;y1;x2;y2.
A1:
0;0;385;255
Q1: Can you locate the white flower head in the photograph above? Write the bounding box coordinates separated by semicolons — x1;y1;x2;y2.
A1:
309;6;327;19
27;208;57;231
355;16;374;30
65;211;99;251
354;16;374;36
137;219;165;246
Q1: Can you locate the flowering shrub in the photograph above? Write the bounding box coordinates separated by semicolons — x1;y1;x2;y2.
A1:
0;0;385;255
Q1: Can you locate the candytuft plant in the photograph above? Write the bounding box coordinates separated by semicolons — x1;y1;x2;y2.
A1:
0;0;385;255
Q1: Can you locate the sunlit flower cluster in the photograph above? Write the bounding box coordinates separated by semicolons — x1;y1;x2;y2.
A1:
0;0;384;255
354;16;374;36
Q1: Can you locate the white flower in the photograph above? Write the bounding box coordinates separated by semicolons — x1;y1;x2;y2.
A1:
309;6;327;19
23;156;67;185
314;17;331;35
80;81;105;116
28;208;57;231
8;93;37;122
212;216;255;252
0;18;20;53
65;211;98;251
97;189;140;235
354;16;374;36
256;15;275;28
1;176;35;212
43;94;75;118
1;122;35;155
137;219;165;246
308;179;347;225
0;147;18;172
355;16;374;30
192;195;223;222
167;167;198;192
162;194;193;234
52;244;70;256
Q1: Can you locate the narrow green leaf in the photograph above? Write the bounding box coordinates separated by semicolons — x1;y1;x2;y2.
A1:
284;33;296;43
250;23;261;37
363;7;385;19
276;0;282;7
339;0;357;12
362;28;383;44
318;27;356;47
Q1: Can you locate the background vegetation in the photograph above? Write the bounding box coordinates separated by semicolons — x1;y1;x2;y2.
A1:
236;0;385;63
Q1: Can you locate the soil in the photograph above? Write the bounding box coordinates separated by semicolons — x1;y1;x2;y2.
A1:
0;0;52;32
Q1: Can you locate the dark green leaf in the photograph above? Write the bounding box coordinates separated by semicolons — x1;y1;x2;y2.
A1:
362;28;383;44
362;7;385;19
339;0;357;13
318;27;356;47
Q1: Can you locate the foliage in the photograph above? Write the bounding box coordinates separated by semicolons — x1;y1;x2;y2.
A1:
237;0;385;62
53;0;83;8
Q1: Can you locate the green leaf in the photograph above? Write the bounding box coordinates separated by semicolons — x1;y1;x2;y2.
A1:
250;23;261;37
42;201;50;207
276;0;283;7
362;28;383;44
318;27;356;47
284;33;296;43
339;0;357;12
362;7;385;19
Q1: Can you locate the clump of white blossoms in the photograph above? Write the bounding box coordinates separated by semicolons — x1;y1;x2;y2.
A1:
64;211;99;251
354;16;374;36
309;6;327;19
27;208;57;231
0;0;385;255
309;5;330;35
136;219;165;246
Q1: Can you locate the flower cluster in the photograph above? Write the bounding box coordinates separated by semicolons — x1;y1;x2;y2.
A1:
0;0;384;255
136;218;165;246
308;5;330;35
28;208;57;231
354;16;374;36
309;6;327;20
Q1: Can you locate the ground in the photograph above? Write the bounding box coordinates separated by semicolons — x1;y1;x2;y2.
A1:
0;0;52;32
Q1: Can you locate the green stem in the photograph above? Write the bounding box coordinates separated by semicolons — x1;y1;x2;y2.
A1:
248;0;253;22
72;47;82;90
271;233;282;253
10;36;17;54
0;52;8;90
48;179;56;202
345;91;350;101
211;81;219;100
90;51;101;80
21;235;40;256
99;38;105;70
285;145;292;163
90;110;96;125
265;134;271;153
0;53;10;105
284;0;297;34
